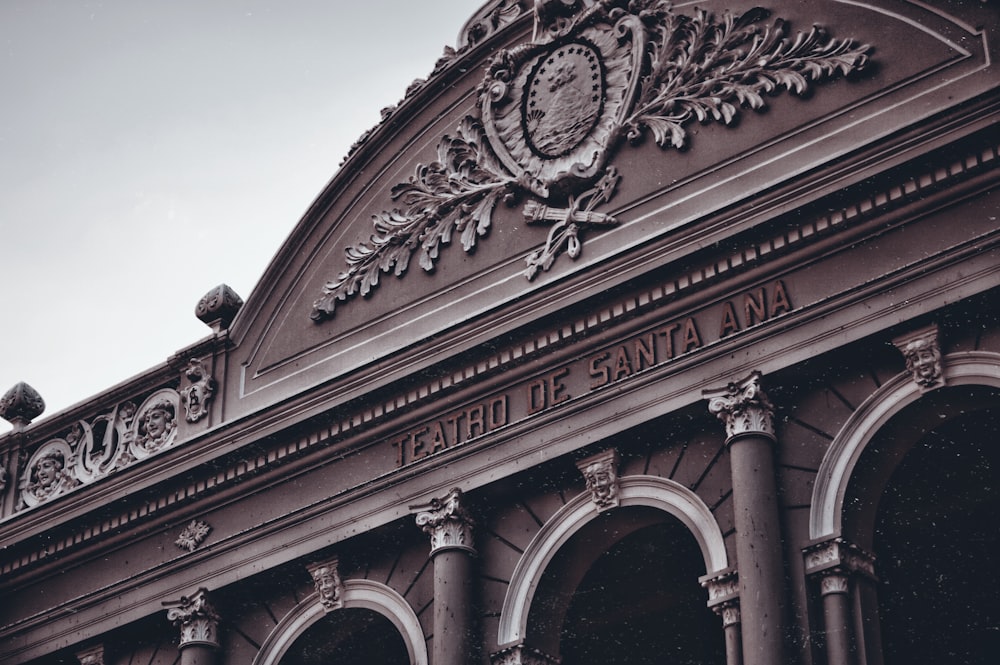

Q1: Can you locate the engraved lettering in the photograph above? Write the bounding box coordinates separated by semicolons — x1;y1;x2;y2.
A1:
772;280;792;316
612;346;633;381
549;367;570;406
429;421;448;453
744;287;766;326
467;405;486;439
657;322;681;359
409;426;430;461
682;317;702;352
527;379;547;415
719;301;740;338
589;351;611;389
634;334;655;371
488;396;508;429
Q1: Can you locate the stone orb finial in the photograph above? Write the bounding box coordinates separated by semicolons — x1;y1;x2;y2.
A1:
0;382;45;430
195;284;243;331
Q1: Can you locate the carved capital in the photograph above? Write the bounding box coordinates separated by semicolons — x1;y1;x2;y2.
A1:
490;643;562;665
175;519;212;553
803;538;876;582
892;324;945;392
75;644;105;665
165;588;220;650
701;569;739;609
307;557;345;612
575;448;620;512
704;371;775;441
715;601;741;628
820;572;851;596
413;487;476;555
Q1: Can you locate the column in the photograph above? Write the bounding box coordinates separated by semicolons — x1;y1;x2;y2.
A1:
803;538;878;665
414;487;477;665
703;570;743;665
705;372;786;665
165;588;221;665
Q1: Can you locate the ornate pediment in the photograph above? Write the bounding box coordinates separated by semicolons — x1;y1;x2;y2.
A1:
311;0;870;321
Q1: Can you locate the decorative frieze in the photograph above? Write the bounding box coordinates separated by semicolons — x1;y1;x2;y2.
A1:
180;358;215;423
175;519;213;553
306;557;345;612
702;570;740;608
575;448;620;512
490;643;562;665
704;371;776;441
165;588;220;650
892;323;945;392
413;487;476;555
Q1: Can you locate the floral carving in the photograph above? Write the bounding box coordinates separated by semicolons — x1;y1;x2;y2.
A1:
175;519;213;552
314;1;871;321
180;358;215;423
413;487;476;555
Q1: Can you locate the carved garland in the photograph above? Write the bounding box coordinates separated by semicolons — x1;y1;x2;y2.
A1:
313;0;871;320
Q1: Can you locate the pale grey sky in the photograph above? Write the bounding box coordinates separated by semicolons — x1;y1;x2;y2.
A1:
0;0;486;433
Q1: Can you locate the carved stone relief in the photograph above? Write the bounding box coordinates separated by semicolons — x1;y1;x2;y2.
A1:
307;557;345;612
892;323;945;392
575;448;620;511
180;358;215;423
16;388;181;510
313;1;871;321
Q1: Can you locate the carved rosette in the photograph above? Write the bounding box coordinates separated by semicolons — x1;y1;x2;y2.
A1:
0;381;45;429
413;487;476;555
306;557;345;612
490;643;562;665
704;371;776;442
575;448;621;512
180;358;216;423
892;323;944;392
75;644;105;665
166;588;221;650
175;519;212;552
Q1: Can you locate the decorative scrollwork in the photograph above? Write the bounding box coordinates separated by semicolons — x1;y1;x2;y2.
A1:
314;1;871;322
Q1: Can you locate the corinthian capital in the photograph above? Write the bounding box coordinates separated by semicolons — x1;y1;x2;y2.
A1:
704;371;775;441
165;588;221;650
412;487;475;555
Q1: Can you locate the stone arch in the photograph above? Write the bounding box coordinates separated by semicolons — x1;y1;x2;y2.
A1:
497;474;729;649
252;579;428;665
809;351;1000;542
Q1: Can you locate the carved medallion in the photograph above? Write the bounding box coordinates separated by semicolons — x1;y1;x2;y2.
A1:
312;1;871;321
180;358;215;423
128;389;180;460
19;439;80;508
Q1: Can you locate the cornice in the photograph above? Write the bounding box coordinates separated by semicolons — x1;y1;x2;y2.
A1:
1;128;997;580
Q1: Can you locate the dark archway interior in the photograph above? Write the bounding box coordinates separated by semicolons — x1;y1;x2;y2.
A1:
557;517;725;665
874;406;1000;664
279;607;409;665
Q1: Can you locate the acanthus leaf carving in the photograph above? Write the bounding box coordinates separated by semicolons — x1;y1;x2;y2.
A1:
175;519;213;553
314;1;871;322
412;487;476;555
165;588;221;649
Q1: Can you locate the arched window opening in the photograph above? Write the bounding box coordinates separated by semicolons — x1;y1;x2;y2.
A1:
278;607;409;665
873;407;1000;664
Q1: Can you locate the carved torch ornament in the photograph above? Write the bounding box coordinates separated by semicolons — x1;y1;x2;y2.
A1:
312;0;871;321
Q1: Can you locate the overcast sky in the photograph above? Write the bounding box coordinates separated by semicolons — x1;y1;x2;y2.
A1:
0;0;487;434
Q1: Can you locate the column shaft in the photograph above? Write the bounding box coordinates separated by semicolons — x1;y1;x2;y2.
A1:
724;622;744;665
822;585;853;665
433;549;474;665
729;433;786;665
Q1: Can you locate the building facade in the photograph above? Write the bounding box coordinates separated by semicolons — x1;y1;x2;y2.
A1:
1;1;998;664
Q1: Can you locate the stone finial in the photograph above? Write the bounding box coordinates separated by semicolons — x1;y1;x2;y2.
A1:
892;323;944;392
195;284;243;332
575;448;620;512
165;588;221;650
412;487;476;555
0;382;45;430
75;644;105;665
306;557;345;612
704;371;775;441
